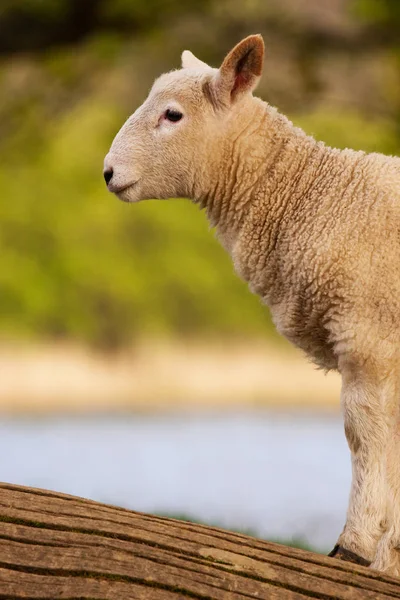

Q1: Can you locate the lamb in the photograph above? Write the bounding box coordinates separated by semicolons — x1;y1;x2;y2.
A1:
104;34;400;575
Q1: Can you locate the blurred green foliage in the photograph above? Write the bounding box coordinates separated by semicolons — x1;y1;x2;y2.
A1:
355;0;400;25
0;1;399;349
0;0;208;53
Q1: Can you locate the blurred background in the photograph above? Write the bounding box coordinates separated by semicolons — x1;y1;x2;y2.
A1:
0;0;399;552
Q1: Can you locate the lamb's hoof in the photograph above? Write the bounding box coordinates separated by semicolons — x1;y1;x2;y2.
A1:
328;544;371;567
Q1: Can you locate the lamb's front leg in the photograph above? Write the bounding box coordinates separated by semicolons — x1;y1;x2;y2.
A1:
371;389;400;575
330;359;395;566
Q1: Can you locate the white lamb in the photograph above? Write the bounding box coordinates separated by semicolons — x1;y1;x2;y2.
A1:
104;35;400;575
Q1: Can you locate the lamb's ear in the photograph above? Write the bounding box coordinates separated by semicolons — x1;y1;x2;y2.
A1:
181;50;210;70
214;35;264;104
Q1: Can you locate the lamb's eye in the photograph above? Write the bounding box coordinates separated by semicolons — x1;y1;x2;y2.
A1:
165;109;183;122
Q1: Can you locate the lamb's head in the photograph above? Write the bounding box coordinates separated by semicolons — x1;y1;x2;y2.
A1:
104;34;265;204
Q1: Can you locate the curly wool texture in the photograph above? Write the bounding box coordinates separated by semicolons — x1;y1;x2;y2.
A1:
206;99;400;371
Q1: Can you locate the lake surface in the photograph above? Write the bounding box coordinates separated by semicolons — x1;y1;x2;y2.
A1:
0;410;350;551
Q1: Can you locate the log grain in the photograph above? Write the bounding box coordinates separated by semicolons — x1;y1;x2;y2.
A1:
0;483;399;598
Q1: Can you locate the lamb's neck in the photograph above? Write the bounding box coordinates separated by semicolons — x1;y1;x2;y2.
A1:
200;99;321;252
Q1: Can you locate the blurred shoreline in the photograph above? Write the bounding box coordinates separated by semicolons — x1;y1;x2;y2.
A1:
0;341;341;415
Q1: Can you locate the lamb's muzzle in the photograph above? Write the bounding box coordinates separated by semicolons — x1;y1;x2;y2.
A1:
104;33;400;576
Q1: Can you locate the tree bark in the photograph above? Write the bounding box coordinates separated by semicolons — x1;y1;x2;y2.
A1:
0;483;399;598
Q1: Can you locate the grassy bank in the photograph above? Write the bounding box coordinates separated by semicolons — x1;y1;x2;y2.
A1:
159;512;317;553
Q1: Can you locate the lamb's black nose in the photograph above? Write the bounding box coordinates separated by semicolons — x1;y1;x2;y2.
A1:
103;167;113;185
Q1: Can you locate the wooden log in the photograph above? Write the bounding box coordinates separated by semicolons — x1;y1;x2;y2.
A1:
0;483;399;599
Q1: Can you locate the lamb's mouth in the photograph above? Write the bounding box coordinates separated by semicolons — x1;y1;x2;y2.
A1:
113;180;140;203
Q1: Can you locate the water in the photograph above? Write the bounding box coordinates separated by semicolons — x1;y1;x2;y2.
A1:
0;410;350;551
